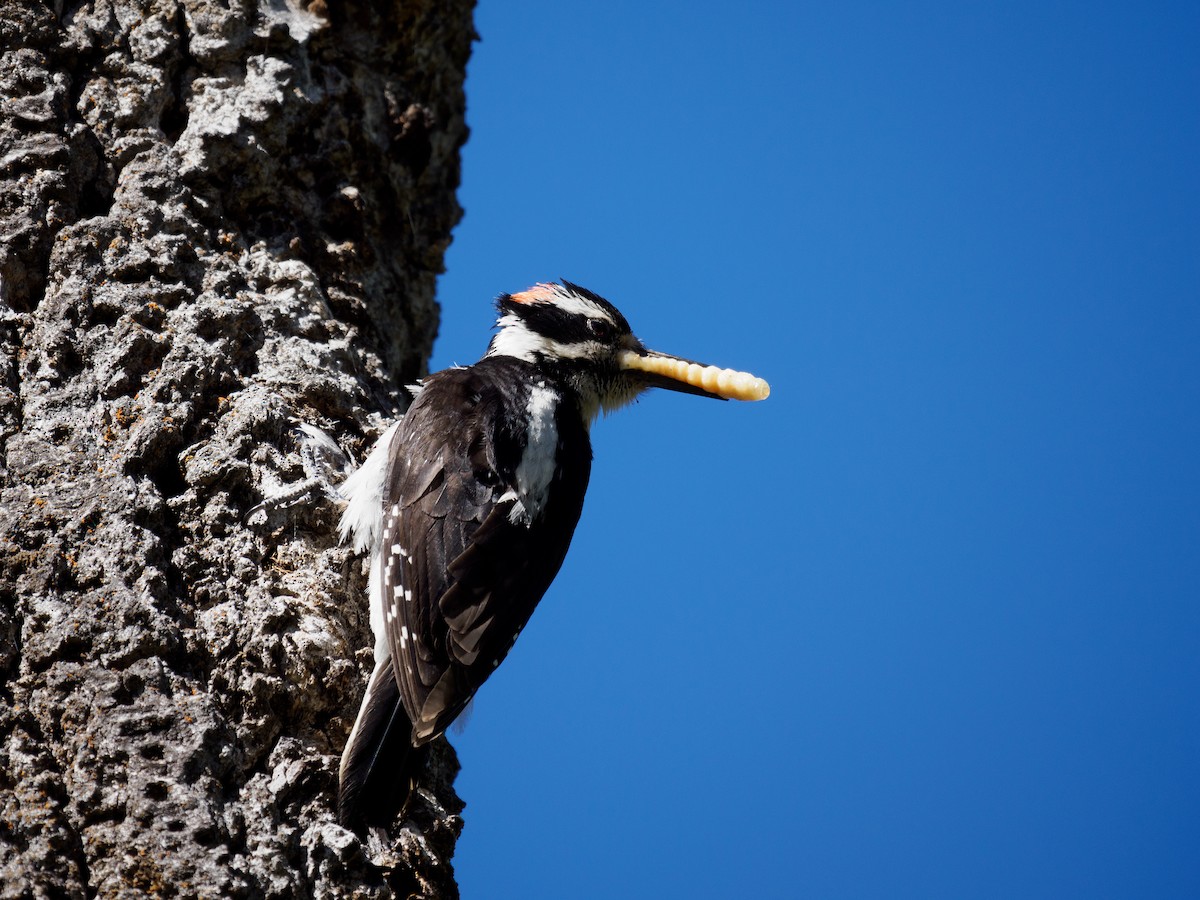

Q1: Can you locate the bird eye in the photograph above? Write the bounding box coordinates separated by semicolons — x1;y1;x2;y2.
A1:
588;318;614;340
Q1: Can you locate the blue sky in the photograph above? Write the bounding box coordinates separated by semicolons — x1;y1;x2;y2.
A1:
431;2;1199;897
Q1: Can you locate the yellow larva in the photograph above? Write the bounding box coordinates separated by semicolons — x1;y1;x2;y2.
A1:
618;351;771;401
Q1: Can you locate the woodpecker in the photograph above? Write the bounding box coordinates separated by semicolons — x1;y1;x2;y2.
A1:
337;281;769;830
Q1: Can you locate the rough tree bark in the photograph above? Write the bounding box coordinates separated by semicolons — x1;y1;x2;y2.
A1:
0;1;473;896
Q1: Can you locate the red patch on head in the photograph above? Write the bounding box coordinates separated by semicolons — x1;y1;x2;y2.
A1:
507;283;559;304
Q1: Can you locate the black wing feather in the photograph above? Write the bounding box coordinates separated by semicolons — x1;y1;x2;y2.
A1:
379;358;592;746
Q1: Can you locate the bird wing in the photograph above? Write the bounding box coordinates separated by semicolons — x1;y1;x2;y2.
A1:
378;363;591;745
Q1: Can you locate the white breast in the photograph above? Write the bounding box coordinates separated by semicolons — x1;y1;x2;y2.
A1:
337;419;403;662
338;419;403;555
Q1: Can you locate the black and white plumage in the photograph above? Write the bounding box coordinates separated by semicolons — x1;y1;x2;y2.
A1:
337;281;769;830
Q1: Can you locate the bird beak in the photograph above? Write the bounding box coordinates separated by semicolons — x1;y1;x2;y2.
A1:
617;348;770;401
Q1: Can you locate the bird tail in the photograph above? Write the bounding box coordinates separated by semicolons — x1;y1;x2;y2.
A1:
338;658;428;832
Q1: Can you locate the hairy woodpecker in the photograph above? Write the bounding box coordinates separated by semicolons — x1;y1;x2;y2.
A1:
337;281;769;830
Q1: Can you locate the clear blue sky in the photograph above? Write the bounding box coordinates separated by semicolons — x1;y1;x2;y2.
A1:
431;2;1199;897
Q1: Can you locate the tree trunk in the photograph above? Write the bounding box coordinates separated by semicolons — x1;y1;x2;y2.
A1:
0;1;472;896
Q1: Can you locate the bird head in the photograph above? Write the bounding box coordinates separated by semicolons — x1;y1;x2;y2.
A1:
486;281;769;421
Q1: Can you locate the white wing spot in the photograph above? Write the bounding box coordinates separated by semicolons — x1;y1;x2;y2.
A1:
507;498;530;525
391;543;403;556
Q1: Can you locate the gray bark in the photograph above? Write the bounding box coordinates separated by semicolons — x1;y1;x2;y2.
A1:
0;1;473;896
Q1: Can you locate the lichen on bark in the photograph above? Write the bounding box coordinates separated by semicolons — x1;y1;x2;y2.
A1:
0;1;474;897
